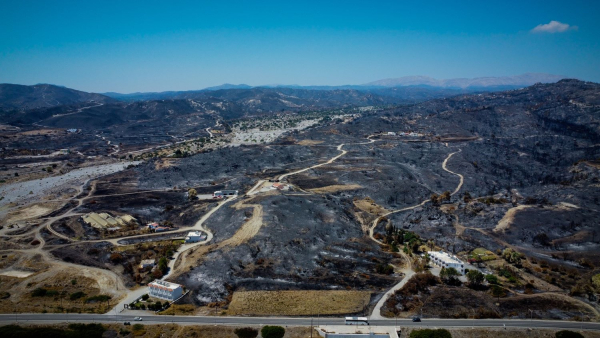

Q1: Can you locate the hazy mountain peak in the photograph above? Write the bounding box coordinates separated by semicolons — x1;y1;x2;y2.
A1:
364;73;568;88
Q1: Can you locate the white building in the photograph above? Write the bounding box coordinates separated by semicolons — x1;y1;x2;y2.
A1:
148;280;183;301
428;251;466;275
139;259;155;271
185;231;205;243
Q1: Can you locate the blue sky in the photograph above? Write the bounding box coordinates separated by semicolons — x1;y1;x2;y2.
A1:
1;0;598;93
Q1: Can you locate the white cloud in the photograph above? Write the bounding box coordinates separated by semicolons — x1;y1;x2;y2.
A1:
531;20;578;33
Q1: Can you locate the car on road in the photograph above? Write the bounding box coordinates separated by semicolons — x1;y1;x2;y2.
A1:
123;322;130;325
412;317;421;322
134;317;143;321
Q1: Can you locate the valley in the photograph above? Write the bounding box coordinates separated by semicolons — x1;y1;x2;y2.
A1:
0;79;599;329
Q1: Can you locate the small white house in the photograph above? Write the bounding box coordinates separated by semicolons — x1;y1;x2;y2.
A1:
428;251;466;275
148;280;183;301
185;231;205;243
139;259;155;271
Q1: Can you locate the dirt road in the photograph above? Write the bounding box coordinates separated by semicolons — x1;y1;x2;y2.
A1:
368;148;464;318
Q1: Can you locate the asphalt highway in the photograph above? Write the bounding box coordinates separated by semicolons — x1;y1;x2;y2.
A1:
1;314;599;331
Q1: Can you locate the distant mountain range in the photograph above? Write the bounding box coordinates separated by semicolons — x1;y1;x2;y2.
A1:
0;73;571;110
0;83;116;110
364;73;567;88
100;73;569;101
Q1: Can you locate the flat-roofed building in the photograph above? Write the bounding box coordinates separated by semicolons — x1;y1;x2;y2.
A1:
185;231;205;243
148;280;183;301
139;259;155;271
428;251;466;274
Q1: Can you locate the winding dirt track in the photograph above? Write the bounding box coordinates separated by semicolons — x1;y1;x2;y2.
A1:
369;148;464;319
441;149;464;196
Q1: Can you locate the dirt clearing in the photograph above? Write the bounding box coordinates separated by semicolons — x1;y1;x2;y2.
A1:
0;269;34;278
5;203;58;223
494;205;534;233
354;197;390;216
227;290;371;316
220;199;263;247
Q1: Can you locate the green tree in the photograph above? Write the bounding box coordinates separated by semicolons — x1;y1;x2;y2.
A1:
158;257;169;274
234;327;259;338
555;330;584;338
188;188;197;201
261;325;285;338
439;267;461;285
502;248;522;266
491;285;506;301
466;270;485;287
142;294;149;301
485;274;499;285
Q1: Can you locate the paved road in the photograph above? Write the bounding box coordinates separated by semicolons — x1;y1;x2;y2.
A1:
1;314;599;331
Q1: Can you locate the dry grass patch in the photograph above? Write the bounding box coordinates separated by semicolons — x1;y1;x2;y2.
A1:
309;184;362;194
0;268;122;314
158;304;197;315
354;197;390;216
154;158;179;170
5;203;58;223
228;290;371;316
296;139;324;146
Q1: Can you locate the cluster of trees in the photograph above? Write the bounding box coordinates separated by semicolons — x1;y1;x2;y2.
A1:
147;300;166;311
439;267;461;286
465;270;485;288
383;222;422;254
233;326;285;338
501;248;523;266
555;330;584;338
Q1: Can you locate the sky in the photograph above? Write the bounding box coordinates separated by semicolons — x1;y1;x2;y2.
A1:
1;0;599;93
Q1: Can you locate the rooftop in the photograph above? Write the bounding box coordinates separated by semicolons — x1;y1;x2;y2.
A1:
429;251;464;265
148;279;182;291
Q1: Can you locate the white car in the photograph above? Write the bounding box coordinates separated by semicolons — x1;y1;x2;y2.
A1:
134;317;143;321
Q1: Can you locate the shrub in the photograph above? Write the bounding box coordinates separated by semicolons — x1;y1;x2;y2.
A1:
375;263;394;275
142;294;149;301
485;274;499;284
132;324;144;331
70;291;86;300
261;325;285;338
31;288;47;297
234;327;259;338
109;253;123;263
555;330;584;338
86;295;111;303
409;328;452;338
